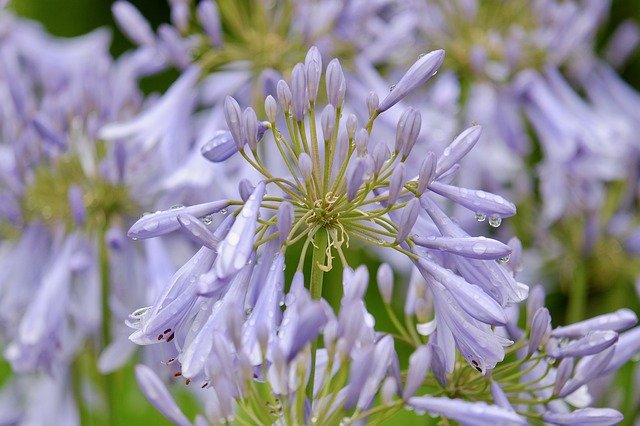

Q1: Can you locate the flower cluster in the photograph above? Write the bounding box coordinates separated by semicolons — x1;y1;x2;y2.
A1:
121;45;638;424
2;1;640;425
383;0;640;327
0;9;187;423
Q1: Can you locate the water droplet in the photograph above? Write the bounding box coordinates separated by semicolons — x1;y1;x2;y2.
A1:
389;84;396;92
472;243;487;255
131;237;138;241
170;204;184;210
130;306;152;318
220;208;228;215
201;215;213;225
143;221;159;231
497;255;510;264
141;212;151;217
488;215;502;227
475;212;486;222
245;308;253;317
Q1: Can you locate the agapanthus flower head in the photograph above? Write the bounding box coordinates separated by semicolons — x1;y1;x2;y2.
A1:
405;0;610;83
122;45;545;424
111;0;402;104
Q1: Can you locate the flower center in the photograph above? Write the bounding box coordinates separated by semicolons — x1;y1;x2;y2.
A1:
423;0;544;81
20;144;137;233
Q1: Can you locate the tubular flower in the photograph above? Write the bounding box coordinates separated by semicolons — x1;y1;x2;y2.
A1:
124;47;542;424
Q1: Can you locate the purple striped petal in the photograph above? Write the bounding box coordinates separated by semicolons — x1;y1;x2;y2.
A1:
242;253;285;364
135;365;191;426
291;63;308;121
215;181;265;279
602;326;640;375
112;1;155;46
387;162;405;205
550;331;618;358
528;307;551;355
435;125;482;177
201;130;238;162
326;58;346;108
378;50;445;112
407;396;526;426
396;198;420;242
417;258;507;326
177;214;220;250
542;408;623;425
196;0;222;48
356;335;395;409
428;181;516;218
223;95;244;149
412;235;512;260
551;309;637;338
305;46;322;103
402;345;431;400
376;263;393;304
128;200;229;239
347;158;366;201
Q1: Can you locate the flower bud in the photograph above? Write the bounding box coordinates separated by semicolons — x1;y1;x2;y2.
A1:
326;58;346;108
388;163;405;205
304;46;322;103
277;202;294;245
197;0;222;48
355;128;368;156
378;49;445;112
243;107;259;151
276;79;292;113
223;96;244;149
417;152;436;194
238;179;255;202
528;307;551;355
291;63;308;121
396;198;420;243
377;263;394;304
346;158;366;201
298;153;313;181
346;113;357;139
403;345;431;399
367;91;379;117
321;104;336;141
265;95;278;123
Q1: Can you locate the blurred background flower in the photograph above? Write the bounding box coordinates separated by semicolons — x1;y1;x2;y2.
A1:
1;0;640;424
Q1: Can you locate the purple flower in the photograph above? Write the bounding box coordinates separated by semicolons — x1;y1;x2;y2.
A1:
407;396;527;425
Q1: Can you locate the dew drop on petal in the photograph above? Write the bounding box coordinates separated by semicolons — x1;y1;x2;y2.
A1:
475;212;486;222
472;243;487;254
488;215;502;227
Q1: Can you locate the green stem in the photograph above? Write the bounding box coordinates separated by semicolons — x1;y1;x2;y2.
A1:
99;224;116;425
306;228;328;404
567;263;587;323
